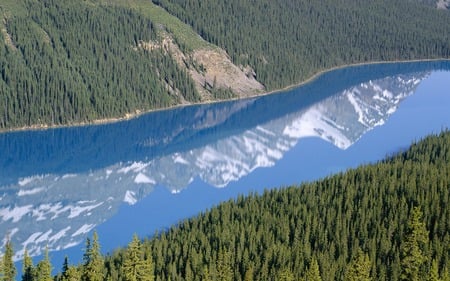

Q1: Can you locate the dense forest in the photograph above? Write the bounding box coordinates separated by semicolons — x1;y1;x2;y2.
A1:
1;0;450;130
2;131;449;280
0;0;199;130
154;0;450;90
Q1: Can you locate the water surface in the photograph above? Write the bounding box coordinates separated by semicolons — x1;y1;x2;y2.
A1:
1;60;450;267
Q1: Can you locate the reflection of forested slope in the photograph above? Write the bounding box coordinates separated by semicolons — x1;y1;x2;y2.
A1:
155;0;450;90
37;131;448;281
2;61;449;185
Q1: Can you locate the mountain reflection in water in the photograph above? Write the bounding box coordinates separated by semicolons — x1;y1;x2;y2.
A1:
1;60;450;260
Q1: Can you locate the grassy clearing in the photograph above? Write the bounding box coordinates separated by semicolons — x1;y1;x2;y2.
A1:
99;0;210;51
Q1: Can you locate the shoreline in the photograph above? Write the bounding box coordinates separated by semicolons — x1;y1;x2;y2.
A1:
2;57;449;134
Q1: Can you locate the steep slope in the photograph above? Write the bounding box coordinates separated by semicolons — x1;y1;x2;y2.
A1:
100;131;449;281
0;0;198;129
0;0;262;131
155;0;450;90
1;0;450;130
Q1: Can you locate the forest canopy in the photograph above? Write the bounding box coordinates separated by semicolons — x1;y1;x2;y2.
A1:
154;0;450;90
1;0;450;130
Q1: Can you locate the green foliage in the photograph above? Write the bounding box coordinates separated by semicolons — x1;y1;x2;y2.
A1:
101;0;209;51
36;248;52;281
1;239;16;281
0;0;199;130
22;249;36;281
82;231;104;281
2;0;450;130
305;258;322;281
62;266;81;281
126;130;448;281
344;249;372;281
5;130;450;281
429;259;441;281
400;207;430;281
123;234;154;281
155;0;450;90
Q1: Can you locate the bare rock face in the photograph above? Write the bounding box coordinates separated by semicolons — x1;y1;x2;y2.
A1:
191;48;265;98
147;31;265;102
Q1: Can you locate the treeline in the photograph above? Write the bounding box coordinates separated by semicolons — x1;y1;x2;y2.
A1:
2;131;450;280
154;0;450;90
0;0;199;130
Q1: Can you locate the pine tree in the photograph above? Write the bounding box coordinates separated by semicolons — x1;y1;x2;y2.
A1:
36;247;52;281
216;249;233;281
278;268;295;281
1;239;16;281
201;266;212;281
82;231;104;281
63;266;81;281
344;248;372;281
400;206;429;281
243;266;254;281
22;249;35;281
61;256;69;280
61;256;80;281
123;234;154;281
428;259;441;281
305;257;322;281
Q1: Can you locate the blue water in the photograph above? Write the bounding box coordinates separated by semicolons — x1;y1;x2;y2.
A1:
1;61;450;274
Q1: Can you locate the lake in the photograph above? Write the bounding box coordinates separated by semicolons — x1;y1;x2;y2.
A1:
1;60;450;269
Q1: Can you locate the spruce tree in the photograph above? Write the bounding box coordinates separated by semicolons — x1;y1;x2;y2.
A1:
82;231;104;281
216;249;233;281
36;247;52;281
400;206;429;281
63;266;81;281
22;249;35;281
123;234;154;281
305;257;322;281
344;248;372;281
1;239;16;281
428;259;441;281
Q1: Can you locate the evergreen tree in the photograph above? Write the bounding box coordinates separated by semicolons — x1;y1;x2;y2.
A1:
123;234;154;281
344;248;372;281
243;266;254;281
62;266;81;281
305;258;322;281
216;249;233;281
36;247;52;281
400;206;429;281
61;256;80;281
1;239;16;281
82;231;104;281
278;268;295;281
22;249;35;281
428;259;441;281
61;256;69;280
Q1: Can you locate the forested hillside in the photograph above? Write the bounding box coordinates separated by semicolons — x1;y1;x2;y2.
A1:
3;131;449;280
1;0;450;130
0;0;199;130
154;0;450;90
